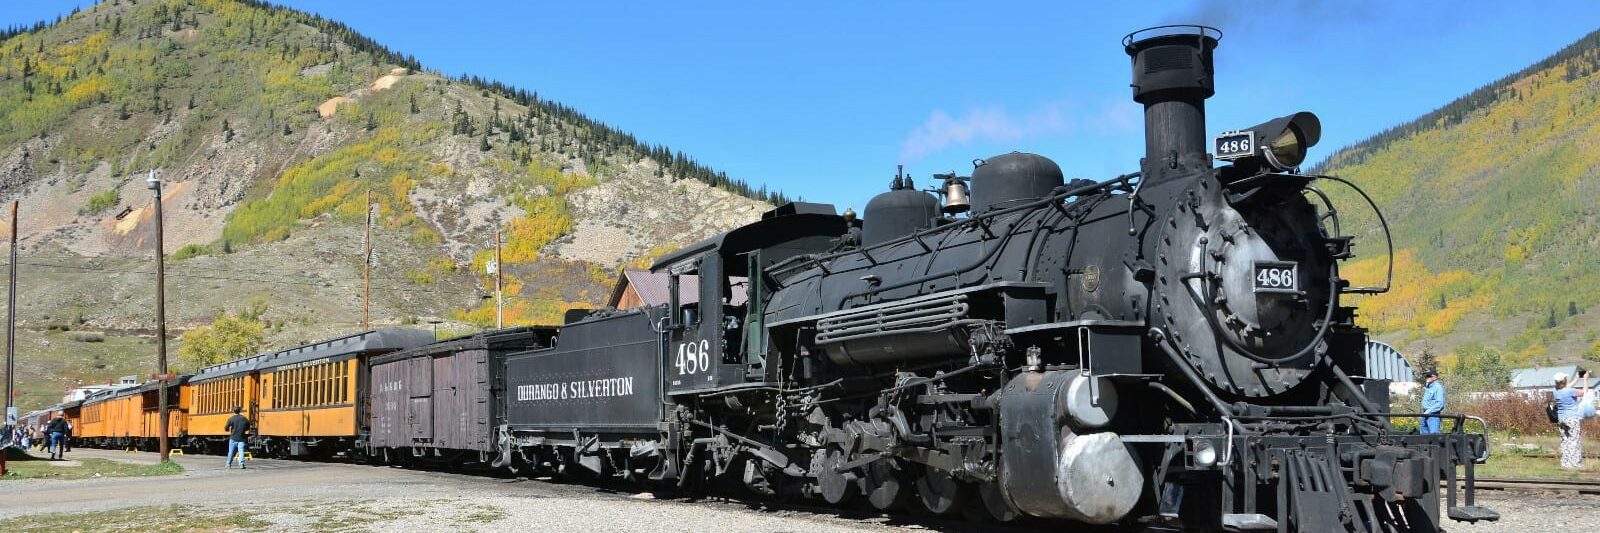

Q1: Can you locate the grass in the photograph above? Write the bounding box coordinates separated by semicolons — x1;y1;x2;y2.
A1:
1470;452;1600;480
0;504;265;533
305;500;437;532
2;454;184;481
458;504;508;524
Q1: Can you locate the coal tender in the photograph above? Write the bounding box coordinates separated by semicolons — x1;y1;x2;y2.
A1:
490;26;1496;532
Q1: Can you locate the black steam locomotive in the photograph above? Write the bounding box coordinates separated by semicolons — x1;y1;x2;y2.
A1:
469;26;1499;532
46;25;1500;532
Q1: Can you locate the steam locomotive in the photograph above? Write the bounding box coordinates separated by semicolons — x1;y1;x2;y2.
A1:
52;25;1498;533
491;26;1498;531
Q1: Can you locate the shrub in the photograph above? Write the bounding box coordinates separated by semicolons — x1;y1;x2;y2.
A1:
70;332;105;343
83;188;120;214
171;243;207;260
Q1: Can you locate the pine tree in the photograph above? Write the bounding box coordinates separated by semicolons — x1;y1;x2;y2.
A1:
365;113;376;131
409;94;419;114
222;119;233;142
479;133;491;152
1570;301;1581;316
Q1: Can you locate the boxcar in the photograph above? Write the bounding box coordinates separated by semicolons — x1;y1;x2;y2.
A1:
185;353;273;453
366;326;558;465
254;328;434;458
504;308;666;476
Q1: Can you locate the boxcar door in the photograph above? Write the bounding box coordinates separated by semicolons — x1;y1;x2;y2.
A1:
408;357;433;441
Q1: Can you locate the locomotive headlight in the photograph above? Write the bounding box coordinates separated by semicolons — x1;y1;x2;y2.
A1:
1215;111;1322;172
1192;440;1219;468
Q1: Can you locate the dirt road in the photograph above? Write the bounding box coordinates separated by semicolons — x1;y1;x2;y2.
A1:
1;449;1593;532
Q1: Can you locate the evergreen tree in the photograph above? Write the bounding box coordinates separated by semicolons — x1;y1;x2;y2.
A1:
1570;301;1580;316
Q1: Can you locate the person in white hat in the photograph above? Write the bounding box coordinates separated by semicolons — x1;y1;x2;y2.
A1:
1553;370;1589;470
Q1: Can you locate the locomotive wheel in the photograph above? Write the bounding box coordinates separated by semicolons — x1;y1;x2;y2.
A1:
862;459;910;511
818;448;858;505
977;482;1020;522
914;467;971;516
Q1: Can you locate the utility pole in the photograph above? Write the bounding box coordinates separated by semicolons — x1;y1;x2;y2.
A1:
363;190;371;330
3;201;16;476
4;201;15;428
147;170;170;463
495;228;503;329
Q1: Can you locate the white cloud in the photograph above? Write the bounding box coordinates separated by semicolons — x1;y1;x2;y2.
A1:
898;99;1138;162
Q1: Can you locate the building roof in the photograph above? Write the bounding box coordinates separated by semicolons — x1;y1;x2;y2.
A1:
1362;340;1414;382
1509;365;1597;389
256;328;435;371
608;269;748;308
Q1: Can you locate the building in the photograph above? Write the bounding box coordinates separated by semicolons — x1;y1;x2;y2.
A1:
1363;340;1420;396
1509;365;1598;394
59;375;140;403
607;269;747;309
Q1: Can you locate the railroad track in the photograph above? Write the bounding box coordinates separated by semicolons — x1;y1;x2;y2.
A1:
1461;477;1600;495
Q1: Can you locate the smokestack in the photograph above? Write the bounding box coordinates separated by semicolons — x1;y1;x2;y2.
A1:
1124;26;1220;183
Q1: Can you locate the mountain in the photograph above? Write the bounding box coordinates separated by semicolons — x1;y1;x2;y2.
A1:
0;0;783;408
1313;28;1600;383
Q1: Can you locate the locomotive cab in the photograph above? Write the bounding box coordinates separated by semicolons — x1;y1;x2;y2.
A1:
650;203;848;394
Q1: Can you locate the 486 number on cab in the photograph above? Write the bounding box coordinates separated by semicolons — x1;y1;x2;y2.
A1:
676;340;711;375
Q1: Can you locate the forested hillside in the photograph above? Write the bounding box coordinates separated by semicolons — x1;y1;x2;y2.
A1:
0;0;780;408
1315;28;1600;385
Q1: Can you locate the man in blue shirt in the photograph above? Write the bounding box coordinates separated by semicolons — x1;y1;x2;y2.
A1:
1420;371;1445;435
1554;370;1589;470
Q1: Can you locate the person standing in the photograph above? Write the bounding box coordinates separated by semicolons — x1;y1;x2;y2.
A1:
224;407;250;469
44;414;69;460
1420;371;1445;435
1554;371;1589;470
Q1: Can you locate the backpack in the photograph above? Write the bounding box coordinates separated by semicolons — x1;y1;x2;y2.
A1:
1546;392;1561;423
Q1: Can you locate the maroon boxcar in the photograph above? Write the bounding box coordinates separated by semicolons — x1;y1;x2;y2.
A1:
365;326;557;465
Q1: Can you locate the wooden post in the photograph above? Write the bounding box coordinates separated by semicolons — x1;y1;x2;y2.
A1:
495;228;503;329
3;200;15;476
363;190;371;330
149;171;170;463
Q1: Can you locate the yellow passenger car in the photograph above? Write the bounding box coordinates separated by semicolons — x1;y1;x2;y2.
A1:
184;353;271;453
252;329;434;458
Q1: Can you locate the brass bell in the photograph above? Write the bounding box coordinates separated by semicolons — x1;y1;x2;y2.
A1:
939;173;970;214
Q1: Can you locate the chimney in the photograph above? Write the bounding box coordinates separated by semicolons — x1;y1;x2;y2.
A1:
1124;26;1220;183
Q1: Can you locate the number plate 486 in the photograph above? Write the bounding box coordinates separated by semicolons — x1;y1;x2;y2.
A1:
1252;261;1299;294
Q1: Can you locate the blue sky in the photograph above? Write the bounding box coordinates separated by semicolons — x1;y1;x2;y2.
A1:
7;1;1600;210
